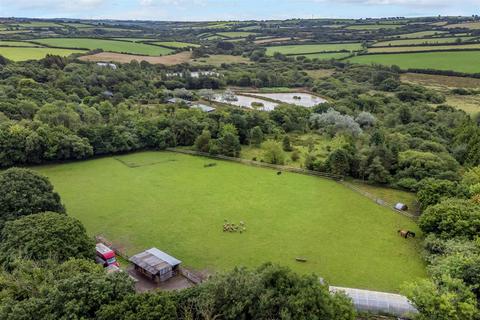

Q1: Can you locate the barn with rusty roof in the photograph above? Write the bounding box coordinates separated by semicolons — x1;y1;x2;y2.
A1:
129;248;182;283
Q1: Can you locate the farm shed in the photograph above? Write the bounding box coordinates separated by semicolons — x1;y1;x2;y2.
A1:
394;203;408;211
330;286;417;318
167;98;191;105
96;62;117;69
191;103;215;112
129;248;181;283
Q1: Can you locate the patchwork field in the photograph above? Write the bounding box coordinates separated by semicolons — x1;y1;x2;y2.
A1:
445;22;480;30
190;54;251;66
32;38;174;56
216;31;258;38
151;41;200;48
368;43;480;53
0;47;86;61
266;43;363;55
348;51;480;73
392;30;448;38
292;52;351;60
372;36;477;46
346;24;404;30
36;151;426;292
0;40;42;47
79;51;192;65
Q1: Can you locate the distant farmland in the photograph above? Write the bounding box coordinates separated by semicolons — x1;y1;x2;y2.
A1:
0;47;85;61
32;38;174;56
391;30;448;39
266;43;362;55
372;37;477;46
346;24;404;30
348;51;480;73
368;43;480;53
151;41;200;48
292;52;351;60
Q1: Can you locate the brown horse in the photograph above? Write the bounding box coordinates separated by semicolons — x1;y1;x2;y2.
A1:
397;230;416;238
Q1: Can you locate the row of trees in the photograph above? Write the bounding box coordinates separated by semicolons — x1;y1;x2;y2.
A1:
402;166;480;319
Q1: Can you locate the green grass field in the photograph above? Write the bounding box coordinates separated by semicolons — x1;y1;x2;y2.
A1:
445;22;480;30
372;36;477;47
346;24;404;30
292;52;351;60
0;40;42;47
0;47;86;61
36;151;425;292
216;31;258;38
392;30;448;39
266;43;363;55
348;51;480;73
151;41;200;48
368;43;480;53
32;38;174;56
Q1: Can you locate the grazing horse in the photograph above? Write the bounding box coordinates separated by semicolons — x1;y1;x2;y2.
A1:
397;230;415;238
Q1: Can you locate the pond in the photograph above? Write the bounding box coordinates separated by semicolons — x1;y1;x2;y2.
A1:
247;92;327;107
249;92;327;108
214;94;279;111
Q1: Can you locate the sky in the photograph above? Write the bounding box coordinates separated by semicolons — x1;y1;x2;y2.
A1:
0;0;479;21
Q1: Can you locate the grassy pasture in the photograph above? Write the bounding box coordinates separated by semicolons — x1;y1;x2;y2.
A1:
190;54;251;66
348;51;480;73
33;38;173;56
372;36;477;47
292;52;351;60
0;40;42;47
346;24;404;30
401;73;480;89
265;43;363;55
151;41;200;48
445;22;480;30
113;38;160;42
368;43;480;53
392;30;448;39
216;31;258;38
36;151;425;292
0;47;85;61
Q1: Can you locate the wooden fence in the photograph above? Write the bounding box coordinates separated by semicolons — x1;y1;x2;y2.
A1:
166;148;343;181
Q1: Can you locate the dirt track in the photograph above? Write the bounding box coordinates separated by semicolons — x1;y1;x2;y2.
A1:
79;51;192;65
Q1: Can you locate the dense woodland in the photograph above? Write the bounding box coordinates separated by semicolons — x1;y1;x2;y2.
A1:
1;16;480;318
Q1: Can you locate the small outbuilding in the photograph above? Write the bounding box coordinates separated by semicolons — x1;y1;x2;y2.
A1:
129;248;181;283
96;62;117;70
167;98;191;105
191;103;215;113
394;203;408;211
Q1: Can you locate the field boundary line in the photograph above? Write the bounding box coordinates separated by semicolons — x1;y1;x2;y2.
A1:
339;181;417;219
166;148;343;180
166;148;417;219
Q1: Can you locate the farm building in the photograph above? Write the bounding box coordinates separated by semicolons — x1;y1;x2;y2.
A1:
167;97;192;105
191;103;215;112
129;248;181;283
96;62;117;69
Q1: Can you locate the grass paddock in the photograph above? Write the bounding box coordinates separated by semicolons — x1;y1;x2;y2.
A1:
36;151;425;292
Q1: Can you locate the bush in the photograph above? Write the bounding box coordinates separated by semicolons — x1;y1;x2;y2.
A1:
0;212;94;266
0;168;65;227
262;140;286;165
418;199;480;239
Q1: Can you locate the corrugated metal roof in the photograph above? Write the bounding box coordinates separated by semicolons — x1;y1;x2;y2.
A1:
191;104;215;112
146;248;182;267
129;251;171;275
